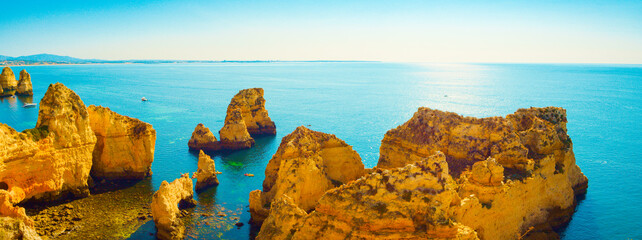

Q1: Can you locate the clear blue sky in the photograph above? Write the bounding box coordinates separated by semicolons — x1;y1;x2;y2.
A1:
2;0;641;63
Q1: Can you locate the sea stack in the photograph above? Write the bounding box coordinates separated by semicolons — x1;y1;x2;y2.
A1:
0;83;96;203
188;123;221;151
249;126;365;224
219;107;255;150
0;67;17;96
87;105;156;180
194;150;219;191
151;173;197;240
16;70;33;96
226;88;276;135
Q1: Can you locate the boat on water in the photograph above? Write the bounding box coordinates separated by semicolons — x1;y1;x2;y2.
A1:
23;103;37;108
141;97;148;101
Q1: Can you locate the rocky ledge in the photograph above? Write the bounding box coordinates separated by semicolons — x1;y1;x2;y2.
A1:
151;173;197;240
194;150;219;191
88;105;156;180
249;126;365;224
253;107;588;240
0;190;41;240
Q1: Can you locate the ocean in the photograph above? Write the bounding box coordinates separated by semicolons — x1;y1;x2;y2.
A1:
1;62;640;239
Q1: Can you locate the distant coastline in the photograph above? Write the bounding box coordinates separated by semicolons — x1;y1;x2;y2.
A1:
0;53;374;66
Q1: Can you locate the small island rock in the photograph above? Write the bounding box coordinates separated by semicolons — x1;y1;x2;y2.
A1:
188;123;221;151
0;67;17;96
194;150;219;191
227;88;276;135
16;70;33;96
219;107;255;150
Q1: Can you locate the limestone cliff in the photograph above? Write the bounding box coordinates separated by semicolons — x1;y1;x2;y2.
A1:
194;150;219;191
0;67;17;96
87;105;156;180
374;107;588;239
151;173;196;240
0;83;96;202
256;195;308;240
219;107;255;150
16;70;33;96
0;190;41;240
226;88;276;135
249;126;365;224
188;123;221;151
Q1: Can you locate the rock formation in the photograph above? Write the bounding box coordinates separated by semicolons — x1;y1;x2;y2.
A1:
187;123;221;151
0;67;17;96
194;150;219;191
256;195;308;240
374;107;588;239
16;70;33;96
219;108;255;150
249;126;365;224
151;173;196;240
274;152;478;240
0;83;96;202
226;88;276;135
87;105;156;180
0;187;42;239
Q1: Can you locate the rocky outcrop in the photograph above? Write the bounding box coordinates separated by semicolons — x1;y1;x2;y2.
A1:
151;173;196;240
373;107;588;239
0;83;96;202
187;123;221;151
286;152;478;240
256;195;308;240
0;67;17;96
194;150;219;191
16;70;33;96
87;105;156;180
226;88;276;135
249;126;365;224
0;190;42;240
219;108;255;150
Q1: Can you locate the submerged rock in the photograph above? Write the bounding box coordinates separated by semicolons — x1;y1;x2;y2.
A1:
87;105;156;180
0;83;96;202
151;173;196;240
0;67;17;96
194;150;219;191
374;107;588;239
16;70;33;96
188;123;221;151
249;126;365;224
227;88;276;135
219;107;255;150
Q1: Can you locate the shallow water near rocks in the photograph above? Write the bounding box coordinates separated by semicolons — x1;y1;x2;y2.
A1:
1;62;641;239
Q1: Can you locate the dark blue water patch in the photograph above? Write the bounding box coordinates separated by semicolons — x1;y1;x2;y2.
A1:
1;62;641;239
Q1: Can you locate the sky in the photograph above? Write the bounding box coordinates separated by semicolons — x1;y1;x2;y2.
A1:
1;0;641;63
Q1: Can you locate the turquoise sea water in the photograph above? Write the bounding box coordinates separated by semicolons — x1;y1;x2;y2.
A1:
1;62;641;239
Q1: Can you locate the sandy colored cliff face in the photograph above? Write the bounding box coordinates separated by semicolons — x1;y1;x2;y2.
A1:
0;83;96;202
87;105;156;180
194;150;219;191
249;126;365;224
188;123;221;151
151;173;196;240
219;107;255;150
226;88;276;135
0;67;18;96
16;70;33;96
